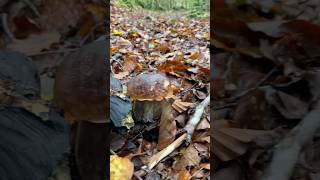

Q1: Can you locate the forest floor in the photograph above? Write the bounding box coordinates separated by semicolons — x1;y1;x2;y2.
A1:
212;1;320;180
110;4;210;180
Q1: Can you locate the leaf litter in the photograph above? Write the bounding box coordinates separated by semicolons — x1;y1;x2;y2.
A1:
110;3;210;179
213;0;320;179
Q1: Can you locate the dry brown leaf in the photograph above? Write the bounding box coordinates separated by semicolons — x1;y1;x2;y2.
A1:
172;99;195;113
266;89;308;119
117;38;133;49
158;59;189;78
200;163;210;170
212;120;269;161
189;52;201;60
158;43;171;54
196;118;210;130
122;55;140;73
175;145;201;171
38;0;84;31
178;170;191;180
158;103;176;150
86;3;107;22
114;71;129;80
78;14;95;38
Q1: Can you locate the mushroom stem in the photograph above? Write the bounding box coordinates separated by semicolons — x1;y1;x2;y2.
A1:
133;100;170;123
74;121;110;180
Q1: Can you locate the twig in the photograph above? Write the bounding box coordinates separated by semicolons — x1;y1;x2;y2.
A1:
1;13;15;42
27;48;79;57
147;133;187;170
228;66;278;102
261;100;320;180
21;0;41;17
212;102;237;110
147;95;210;170
110;149;117;155
184;95;210;141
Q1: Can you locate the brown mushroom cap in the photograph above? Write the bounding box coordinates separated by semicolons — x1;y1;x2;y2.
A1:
127;73;174;101
54;39;108;123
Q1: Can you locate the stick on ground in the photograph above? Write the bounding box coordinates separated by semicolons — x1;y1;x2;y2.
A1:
261;100;320;180
147;95;210;170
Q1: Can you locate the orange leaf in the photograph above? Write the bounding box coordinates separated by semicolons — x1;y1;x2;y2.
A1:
158;59;189;78
178;170;191;180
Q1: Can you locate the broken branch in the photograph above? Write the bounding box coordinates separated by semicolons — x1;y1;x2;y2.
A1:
185;95;210;141
147;95;210;170
261;100;320;180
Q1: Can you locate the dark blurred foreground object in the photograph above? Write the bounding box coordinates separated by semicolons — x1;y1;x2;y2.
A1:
0;50;69;180
0;50;39;98
54;38;110;180
110;76;132;128
0;108;69;180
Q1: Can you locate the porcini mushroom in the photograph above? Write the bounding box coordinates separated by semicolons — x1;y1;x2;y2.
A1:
54;39;109;180
127;73;175;127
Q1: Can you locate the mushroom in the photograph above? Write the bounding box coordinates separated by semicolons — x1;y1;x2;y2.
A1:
127;73;176;128
54;39;109;180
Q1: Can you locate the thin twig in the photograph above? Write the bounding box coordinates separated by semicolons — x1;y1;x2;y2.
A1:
212;102;237;110
1;13;15;42
261;100;320;180
110;149;117;155
27;48;79;57
21;0;41;17
228;66;278;102
184;95;210;141
147;133;187;170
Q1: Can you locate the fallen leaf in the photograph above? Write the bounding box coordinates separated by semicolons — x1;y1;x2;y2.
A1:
158;101;176;150
110;155;134;180
172;99;195;113
178;170;191;180
196;118;210;130
114;71;129;80
175;145;201;171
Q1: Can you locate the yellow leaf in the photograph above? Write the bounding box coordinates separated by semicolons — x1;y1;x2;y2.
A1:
113;31;124;36
110;155;134;180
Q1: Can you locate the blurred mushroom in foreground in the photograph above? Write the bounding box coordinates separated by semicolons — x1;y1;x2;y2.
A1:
54;38;109;180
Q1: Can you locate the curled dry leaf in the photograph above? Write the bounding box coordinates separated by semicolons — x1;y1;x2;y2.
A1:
117;38;133;49
172;99;195;113
122;55;142;73
158;102;176;150
265;88;308;119
212;120;269;161
178;170;191;180
189;51;201;60
158;58;189;78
